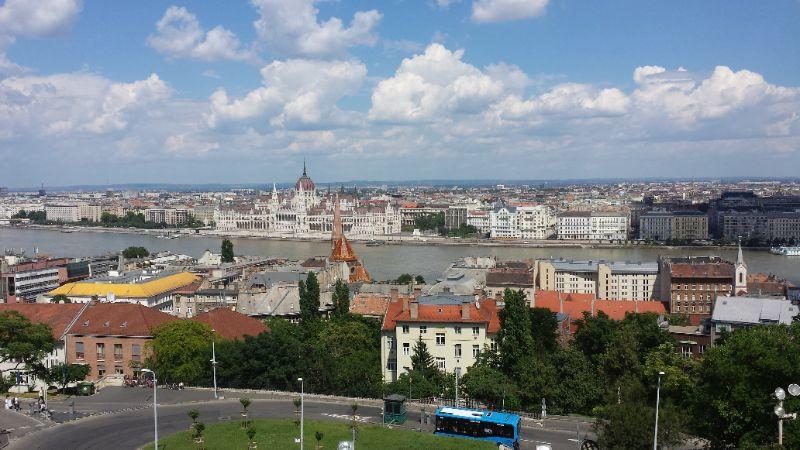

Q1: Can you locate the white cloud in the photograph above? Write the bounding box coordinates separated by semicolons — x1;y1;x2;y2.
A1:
0;0;82;37
206;59;366;129
148;6;252;62
251;0;382;57
0;72;170;139
472;0;549;23
369;44;509;122
0;0;82;76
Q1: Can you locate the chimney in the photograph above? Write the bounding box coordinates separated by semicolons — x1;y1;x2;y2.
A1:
494;291;502;300
461;301;470;320
402;295;410;312
410;300;418;319
413;286;421;298
591;298;595;317
390;287;399;301
558;292;563;314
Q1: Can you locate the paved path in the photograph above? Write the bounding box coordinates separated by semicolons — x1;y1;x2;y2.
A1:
9;388;591;450
0;408;50;441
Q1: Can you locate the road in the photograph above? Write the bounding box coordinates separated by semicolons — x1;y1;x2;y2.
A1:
8;388;592;450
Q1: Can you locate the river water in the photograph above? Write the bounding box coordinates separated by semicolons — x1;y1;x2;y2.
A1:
1;227;798;284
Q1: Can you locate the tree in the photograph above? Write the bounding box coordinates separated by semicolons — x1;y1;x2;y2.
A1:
40;363;90;392
0;311;55;376
410;335;438;382
122;246;149;259
572;311;617;364
414;275;425;284
51;294;71;304
240;398;252;428
460;362;518;410
497;289;534;376
549;347;603;415
221;239;234;263
690;324;800;448
331;280;350;319
299;272;320;323
308;319;382;397
529;307;558;355
146;320;214;385
596;400;685;449
394;274;413;285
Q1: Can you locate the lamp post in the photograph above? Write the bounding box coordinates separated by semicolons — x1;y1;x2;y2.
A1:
141;368;158;450
211;328;218;399
454;367;461;407
774;384;800;445
653;371;664;450
298;377;304;450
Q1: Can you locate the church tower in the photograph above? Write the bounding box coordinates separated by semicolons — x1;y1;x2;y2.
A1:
735;239;747;295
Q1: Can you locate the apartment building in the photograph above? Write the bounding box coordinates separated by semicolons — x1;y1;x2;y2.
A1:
658;253;746;323
145;207;189;225
1;257;70;303
380;294;500;382
44;204;102;223
466;210;491;235
640;211;709;241
557;212;628;240
537;259;661;301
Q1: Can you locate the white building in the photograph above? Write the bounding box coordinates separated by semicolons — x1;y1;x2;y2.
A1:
45;204;80;222
380;293;500;382
557;211;628;241
145;207;189;225
214;166;401;238
537;259;660;301
490;205;555;239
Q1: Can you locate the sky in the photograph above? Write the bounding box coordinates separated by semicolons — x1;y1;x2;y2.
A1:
0;0;799;187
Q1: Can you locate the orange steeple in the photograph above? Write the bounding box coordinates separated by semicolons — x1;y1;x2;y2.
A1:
329;197;370;282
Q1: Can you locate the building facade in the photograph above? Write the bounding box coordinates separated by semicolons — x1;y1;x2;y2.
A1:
380;294;500;382
537;259;661;301
557;212;628;241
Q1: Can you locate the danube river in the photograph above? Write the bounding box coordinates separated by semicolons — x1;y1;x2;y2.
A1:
2;227;798;284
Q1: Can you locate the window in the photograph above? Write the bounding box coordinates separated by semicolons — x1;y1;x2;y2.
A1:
454;344;462;358
472;345;480;358
402;343;410;356
436;357;446;371
472;326;480;335
490;340;498;352
75;341;85;360
419;326;427;334
402;325;409;334
131;344;141;361
454;326;462;334
115;366;124;375
97;365;106;377
96;343;105;360
387;336;395;350
114;344;123;361
436;333;446;346
387;359;397;371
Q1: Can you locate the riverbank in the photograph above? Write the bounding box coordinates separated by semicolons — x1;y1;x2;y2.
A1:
1;224;757;251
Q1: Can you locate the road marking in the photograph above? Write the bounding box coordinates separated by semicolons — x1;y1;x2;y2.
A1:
321;413;372;423
520;438;552;445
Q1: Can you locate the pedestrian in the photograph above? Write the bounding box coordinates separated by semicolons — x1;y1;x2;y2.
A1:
13;396;19;411
4;395;10;410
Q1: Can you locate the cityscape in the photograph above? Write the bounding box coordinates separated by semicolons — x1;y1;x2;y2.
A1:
2;1;800;450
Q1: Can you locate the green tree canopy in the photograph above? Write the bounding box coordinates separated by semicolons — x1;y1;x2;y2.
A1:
308;319;382;397
596;400;685;449
299;272;321;323
410;335;438;382
331;280;350;319
529;307;558;355
146;320;214;384
0;311;55;375
221;239;234;263
40;363;91;391
497;289;534;376
690;323;800;448
122;246;149;259
51;294;71;304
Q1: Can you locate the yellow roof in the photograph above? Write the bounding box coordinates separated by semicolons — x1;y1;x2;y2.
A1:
49;272;198;299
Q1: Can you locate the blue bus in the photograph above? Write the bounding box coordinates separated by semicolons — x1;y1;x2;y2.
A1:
434;406;521;449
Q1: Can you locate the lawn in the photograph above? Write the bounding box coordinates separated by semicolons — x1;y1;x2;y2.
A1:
143;418;496;450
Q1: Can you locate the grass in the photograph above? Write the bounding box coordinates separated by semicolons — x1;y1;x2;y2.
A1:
143;418;495;450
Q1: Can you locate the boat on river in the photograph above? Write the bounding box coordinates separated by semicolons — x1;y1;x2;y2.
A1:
770;246;800;256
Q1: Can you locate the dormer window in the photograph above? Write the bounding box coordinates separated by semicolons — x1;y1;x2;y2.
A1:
120;321;127;328
83;320;89;327
103;321;109;327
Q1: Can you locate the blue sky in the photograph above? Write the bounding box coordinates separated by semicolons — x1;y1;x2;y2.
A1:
1;0;799;187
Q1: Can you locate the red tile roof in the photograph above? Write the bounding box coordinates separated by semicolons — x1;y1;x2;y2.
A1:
192;308;269;340
382;297;500;333
0;303;84;339
350;293;390;317
69;303;178;337
669;262;734;279
533;290;667;321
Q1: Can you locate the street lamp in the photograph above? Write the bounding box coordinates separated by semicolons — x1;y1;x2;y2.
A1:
298;377;304;450
653;371;665;450
774;384;800;445
210;328;218;399
141;368;158;450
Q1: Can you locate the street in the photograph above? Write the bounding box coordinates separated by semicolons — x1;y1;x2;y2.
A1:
3;387;592;450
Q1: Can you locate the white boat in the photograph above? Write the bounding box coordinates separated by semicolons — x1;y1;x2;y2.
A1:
770;246;800;256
